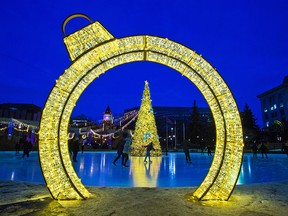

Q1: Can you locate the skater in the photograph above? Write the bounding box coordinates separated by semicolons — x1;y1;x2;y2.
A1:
283;141;288;158
81;138;87;154
122;133;133;167
22;138;32;158
183;141;192;163
252;142;258;158
206;145;212;156
15;138;20;155
113;134;125;166
259;142;268;159
72;136;80;162
144;142;155;163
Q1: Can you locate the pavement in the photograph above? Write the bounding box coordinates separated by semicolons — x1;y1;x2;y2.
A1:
1;180;288;216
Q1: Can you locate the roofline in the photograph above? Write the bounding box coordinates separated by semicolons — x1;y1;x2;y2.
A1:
257;83;288;98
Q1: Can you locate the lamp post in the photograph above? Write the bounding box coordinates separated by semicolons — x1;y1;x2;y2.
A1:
170;128;173;149
166;116;168;150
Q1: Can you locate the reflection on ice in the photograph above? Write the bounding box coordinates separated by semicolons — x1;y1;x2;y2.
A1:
0;151;288;187
130;157;162;187
169;155;176;178
10;172;15;181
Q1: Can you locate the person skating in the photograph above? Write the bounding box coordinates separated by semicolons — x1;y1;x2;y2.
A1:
22;138;32;158
260;142;268;159
122;133;133;167
113;134;125;166
72;136;80;162
183;141;192;163
206;145;212;156
144;142;155;163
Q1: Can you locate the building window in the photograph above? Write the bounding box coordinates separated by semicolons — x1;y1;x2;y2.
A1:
270;106;274;111
274;104;277;109
264;108;268;112
266;122;270;127
280;102;284;108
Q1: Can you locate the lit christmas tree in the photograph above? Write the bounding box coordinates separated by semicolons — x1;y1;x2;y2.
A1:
131;81;162;156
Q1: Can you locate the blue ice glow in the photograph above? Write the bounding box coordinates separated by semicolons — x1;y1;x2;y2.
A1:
0;152;288;187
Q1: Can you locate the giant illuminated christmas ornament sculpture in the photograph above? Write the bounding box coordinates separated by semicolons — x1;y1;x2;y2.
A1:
39;14;244;201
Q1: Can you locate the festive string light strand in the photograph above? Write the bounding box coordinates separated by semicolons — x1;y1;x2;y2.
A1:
0;126;7;131
90;113;138;138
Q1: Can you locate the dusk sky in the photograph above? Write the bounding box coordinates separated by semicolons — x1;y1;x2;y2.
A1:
0;0;287;127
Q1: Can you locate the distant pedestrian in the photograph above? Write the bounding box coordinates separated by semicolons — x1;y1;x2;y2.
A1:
259;142;268;159
68;137;73;157
113;134;125;166
283;141;288;158
22;138;32;158
122;133;133;167
72;136;80;162
201;144;205;155
183;141;192;163
252;142;258;158
15;142;20;155
206;145;212;156
144;142;155;163
81;138;87;154
107;135;112;150
15;137;20;155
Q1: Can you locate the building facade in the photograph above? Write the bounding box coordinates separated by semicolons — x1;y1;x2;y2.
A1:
257;76;288;128
0;103;42;150
125;105;212;149
102;106;114;130
70;114;93;127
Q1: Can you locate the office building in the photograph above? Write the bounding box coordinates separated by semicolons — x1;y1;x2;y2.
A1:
257;76;288;127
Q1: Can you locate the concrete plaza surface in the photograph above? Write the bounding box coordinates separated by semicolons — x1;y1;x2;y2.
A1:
0;180;288;216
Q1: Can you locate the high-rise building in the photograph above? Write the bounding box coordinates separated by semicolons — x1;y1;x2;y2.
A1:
257;76;288;128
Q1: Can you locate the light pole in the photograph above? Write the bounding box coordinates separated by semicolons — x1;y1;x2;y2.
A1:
166;116;168;150
174;123;177;149
171;128;173;149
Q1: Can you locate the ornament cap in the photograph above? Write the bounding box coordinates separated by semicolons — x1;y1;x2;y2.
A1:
63;14;114;61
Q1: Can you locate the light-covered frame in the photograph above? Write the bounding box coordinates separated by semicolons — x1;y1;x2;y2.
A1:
39;15;244;201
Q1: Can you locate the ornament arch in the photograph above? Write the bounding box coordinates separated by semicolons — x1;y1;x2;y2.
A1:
39;15;244;201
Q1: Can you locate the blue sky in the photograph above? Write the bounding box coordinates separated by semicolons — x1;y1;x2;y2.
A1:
0;0;288;127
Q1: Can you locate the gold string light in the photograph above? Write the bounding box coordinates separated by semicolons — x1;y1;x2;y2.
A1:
0;126;7;131
89;112;138;138
39;16;244;201
14;126;29;132
0;118;38;131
